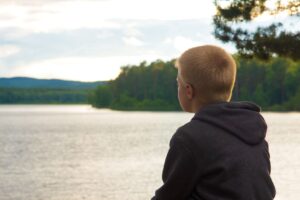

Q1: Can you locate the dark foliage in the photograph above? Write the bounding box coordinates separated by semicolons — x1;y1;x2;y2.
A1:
214;0;300;60
0;77;105;89
89;57;300;111
89;60;181;111
0;88;91;104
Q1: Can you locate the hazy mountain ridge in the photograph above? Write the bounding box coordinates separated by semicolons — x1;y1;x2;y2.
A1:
0;77;106;89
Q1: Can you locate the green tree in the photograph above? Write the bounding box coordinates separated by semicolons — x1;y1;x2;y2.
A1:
89;60;180;110
0;88;90;104
264;58;289;105
88;57;300;111
89;85;112;108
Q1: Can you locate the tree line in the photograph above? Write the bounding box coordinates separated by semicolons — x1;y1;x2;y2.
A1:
88;60;180;110
89;57;300;111
0;88;91;104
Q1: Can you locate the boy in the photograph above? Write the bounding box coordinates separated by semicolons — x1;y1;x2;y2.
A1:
151;45;276;200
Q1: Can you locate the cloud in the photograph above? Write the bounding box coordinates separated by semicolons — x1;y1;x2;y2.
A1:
0;1;242;81
0;20;220;64
164;36;204;52
0;45;21;58
0;19;238;81
163;34;237;55
0;0;215;34
124;26;143;37
0;2;121;35
3;54;170;81
123;36;144;46
122;24;144;46
0;0;71;6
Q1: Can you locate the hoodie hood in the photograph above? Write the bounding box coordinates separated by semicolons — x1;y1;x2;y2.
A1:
192;101;267;145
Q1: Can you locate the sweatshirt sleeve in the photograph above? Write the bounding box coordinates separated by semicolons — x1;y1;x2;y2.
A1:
151;134;199;200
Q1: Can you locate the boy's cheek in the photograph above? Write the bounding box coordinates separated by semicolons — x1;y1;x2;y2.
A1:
178;89;186;107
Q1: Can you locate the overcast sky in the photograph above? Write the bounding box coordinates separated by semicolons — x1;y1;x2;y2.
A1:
0;0;298;81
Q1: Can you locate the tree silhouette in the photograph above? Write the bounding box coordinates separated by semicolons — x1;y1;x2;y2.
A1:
213;0;300;60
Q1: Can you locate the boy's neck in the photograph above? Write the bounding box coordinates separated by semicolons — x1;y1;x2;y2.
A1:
191;100;228;113
190;101;205;113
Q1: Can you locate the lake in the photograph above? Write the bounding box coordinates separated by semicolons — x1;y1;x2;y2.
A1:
0;105;299;200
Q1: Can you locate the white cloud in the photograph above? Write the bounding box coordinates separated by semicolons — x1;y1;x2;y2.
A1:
123;36;144;46
0;45;21;58
0;2;120;34
165;36;200;52
0;1;241;81
0;0;79;6
163;34;237;55
122;24;144;46
124;26;143;37
5;54;169;81
0;0;215;34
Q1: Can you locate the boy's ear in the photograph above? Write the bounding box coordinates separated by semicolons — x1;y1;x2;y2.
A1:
185;84;194;100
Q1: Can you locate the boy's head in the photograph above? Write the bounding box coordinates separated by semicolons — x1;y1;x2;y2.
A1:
175;45;236;113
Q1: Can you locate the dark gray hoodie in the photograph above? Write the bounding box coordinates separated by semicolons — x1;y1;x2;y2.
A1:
152;101;276;200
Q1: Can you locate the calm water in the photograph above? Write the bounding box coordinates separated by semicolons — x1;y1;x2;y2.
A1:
0;105;299;200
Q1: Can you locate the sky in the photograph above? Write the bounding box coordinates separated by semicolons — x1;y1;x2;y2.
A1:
0;0;298;82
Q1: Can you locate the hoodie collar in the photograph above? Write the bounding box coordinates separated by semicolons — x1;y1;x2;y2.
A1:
192;101;267;145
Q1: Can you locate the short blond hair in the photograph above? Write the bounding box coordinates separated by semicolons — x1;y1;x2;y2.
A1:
176;45;236;105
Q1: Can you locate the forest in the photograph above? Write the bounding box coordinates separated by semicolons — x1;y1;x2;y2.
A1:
88;57;300;111
0;77;102;104
0;88;91;104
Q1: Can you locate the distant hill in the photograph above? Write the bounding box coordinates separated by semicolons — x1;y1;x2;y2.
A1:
0;77;106;89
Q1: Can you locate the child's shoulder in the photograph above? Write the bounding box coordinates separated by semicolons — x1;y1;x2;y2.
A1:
175;119;213;138
171;120;214;147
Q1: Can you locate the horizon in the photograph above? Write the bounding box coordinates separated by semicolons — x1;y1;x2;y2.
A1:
0;76;107;83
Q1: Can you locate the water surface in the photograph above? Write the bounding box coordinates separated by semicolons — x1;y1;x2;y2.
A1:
0;105;299;200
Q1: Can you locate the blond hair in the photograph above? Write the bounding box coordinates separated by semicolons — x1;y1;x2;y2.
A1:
176;45;236;105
